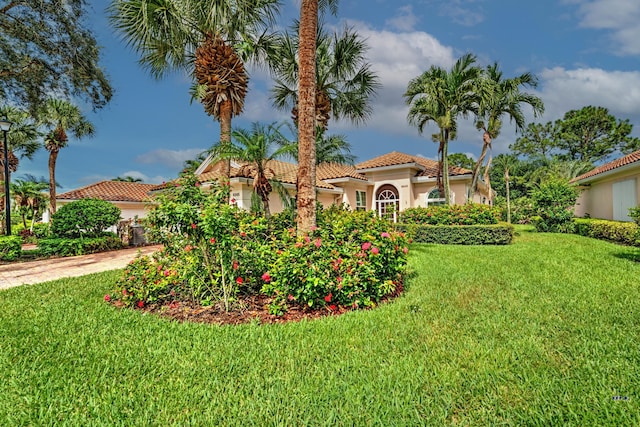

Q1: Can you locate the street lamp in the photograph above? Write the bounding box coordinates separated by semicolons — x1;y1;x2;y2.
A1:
0;118;13;236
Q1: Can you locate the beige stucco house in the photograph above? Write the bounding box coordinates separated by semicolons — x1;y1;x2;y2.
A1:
195;151;491;221
55;181;157;221
572;150;640;222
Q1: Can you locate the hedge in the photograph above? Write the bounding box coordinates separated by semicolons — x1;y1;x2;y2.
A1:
37;234;124;257
574;218;640;246
396;223;514;245
0;236;22;261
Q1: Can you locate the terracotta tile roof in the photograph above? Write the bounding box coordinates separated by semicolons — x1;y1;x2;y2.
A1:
57;181;157;202
571;150;640;183
317;162;368;181
198;159;336;189
355;151;471;177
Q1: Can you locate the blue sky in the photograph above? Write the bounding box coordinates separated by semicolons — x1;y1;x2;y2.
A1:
19;0;640;191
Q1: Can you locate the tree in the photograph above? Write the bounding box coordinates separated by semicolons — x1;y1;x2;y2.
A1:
295;0;339;234
182;151;209;174
10;178;48;229
109;0;280;180
404;53;481;205
112;176;143;182
470;63;544;202
510;122;557;160
555;106;640;163
40;99;95;214
270;21;380;132
492;154;519;223
447;153;475;170
0;0;112;113
315;131;355;165
209;122;295;217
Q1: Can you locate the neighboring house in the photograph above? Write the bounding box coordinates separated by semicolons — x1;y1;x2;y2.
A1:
195;151;491;221
572;150;640;222
55;181;158;221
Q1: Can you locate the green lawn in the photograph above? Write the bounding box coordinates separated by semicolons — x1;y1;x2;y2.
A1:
1;227;639;425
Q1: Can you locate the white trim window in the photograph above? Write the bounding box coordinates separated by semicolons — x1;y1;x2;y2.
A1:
355;190;367;211
376;185;399;222
426;188;454;207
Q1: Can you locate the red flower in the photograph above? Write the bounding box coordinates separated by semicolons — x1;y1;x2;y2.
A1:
233;260;239;270
137;301;144;308
164;270;170;277
361;242;372;251
402;247;409;254
328;304;337;311
104;294;111;302
324;293;332;302
236;277;244;284
314;238;322;248
261;272;271;282
230;198;236;204
288;294;295;301
185;244;192;252
190;223;197;229
210;237;216;244
371;247;379;255
195;182;201;187
381;232;390;238
240;232;247;237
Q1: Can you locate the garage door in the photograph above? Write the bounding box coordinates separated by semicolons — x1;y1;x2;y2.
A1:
612;179;637;221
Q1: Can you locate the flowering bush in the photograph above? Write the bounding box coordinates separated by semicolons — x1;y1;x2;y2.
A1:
399;204;500;226
108;176;409;315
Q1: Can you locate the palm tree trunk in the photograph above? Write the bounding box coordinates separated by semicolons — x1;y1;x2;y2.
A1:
443;130;451;205
296;0;318;235
48;150;58;214
219;99;232;182
469;131;491;202
505;168;511;223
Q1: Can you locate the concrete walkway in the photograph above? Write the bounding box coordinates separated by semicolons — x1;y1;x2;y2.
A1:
0;245;162;291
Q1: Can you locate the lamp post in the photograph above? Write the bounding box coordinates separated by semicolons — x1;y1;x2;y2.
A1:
0;118;13;236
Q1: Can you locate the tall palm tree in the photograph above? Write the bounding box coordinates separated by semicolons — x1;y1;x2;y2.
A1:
0;106;40;231
469;63;544;202
404;53;481;205
109;0;281;180
11;178;49;229
492;154;519;223
210;122;295;217
40;98;95;214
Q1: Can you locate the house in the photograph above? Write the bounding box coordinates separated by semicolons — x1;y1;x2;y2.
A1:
195;151;491;220
572;150;640;222
55;181;158;221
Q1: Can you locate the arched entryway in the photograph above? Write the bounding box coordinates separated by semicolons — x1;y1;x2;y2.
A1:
376;184;399;222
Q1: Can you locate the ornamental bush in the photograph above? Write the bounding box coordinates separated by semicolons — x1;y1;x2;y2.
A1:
530;180;580;233
107;174;408;315
574;218;640;246
399;204;500;226
629;206;640;226
0;235;22;261
38;234;123;257
51;198;121;238
396;223;514;245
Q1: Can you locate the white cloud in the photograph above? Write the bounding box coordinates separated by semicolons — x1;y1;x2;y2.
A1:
385;5;419;32
439;0;485;27
135;148;207;169
573;0;640;55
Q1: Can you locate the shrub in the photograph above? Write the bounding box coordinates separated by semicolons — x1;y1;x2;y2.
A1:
396;223;514;245
38;234;123;257
574;218;640;246
399;204;500;226
0;235;22;261
493;196;536;224
530;180;579;233
51;199;121;238
629;206;640;226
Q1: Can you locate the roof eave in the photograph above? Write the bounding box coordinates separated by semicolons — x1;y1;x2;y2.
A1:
357;162;426;174
574;161;640;185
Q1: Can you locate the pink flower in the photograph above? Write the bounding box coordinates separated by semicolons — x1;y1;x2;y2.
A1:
371;247;379;255
304;236;311;244
185;245;192;252
381;232;390;238
314;238;322;248
261;272;271;282
190;223;197;229
104;294;111;302
232;260;239;270
361;242;372;251
164;270;170;277
402;247;408;254
288;294;295;301
324;293;332;302
310;226;318;231
137;301;144;308
236;277;243;284
195;182;201;187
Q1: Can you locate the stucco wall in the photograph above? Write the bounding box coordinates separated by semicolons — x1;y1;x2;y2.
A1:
574;167;640;221
412;180;470;207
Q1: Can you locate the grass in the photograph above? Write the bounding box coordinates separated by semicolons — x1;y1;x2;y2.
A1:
1;226;639;425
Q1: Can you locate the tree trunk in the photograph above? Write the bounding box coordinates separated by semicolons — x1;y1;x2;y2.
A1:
443;129;451;205
49;150;58;214
505;168;511;223
296;0;318;235
219;99;232;182
469;131;491;202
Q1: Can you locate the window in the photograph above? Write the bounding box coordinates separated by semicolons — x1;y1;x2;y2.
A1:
376;184;399;222
426;188;454;207
355;190;366;211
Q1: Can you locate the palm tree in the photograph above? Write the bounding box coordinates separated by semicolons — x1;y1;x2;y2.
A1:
112;176;143;182
492;154;519;223
315;131;355;165
40;98;95;214
11;178;49;229
469;63;544;202
209;122;295;217
404;53;481;205
182;151;209;174
0;106;40;227
109;0;280;180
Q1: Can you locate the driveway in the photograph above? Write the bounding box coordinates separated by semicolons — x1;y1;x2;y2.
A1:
0;245;162;291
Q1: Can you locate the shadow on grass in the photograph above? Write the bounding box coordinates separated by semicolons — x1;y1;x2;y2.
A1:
613;249;640;263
